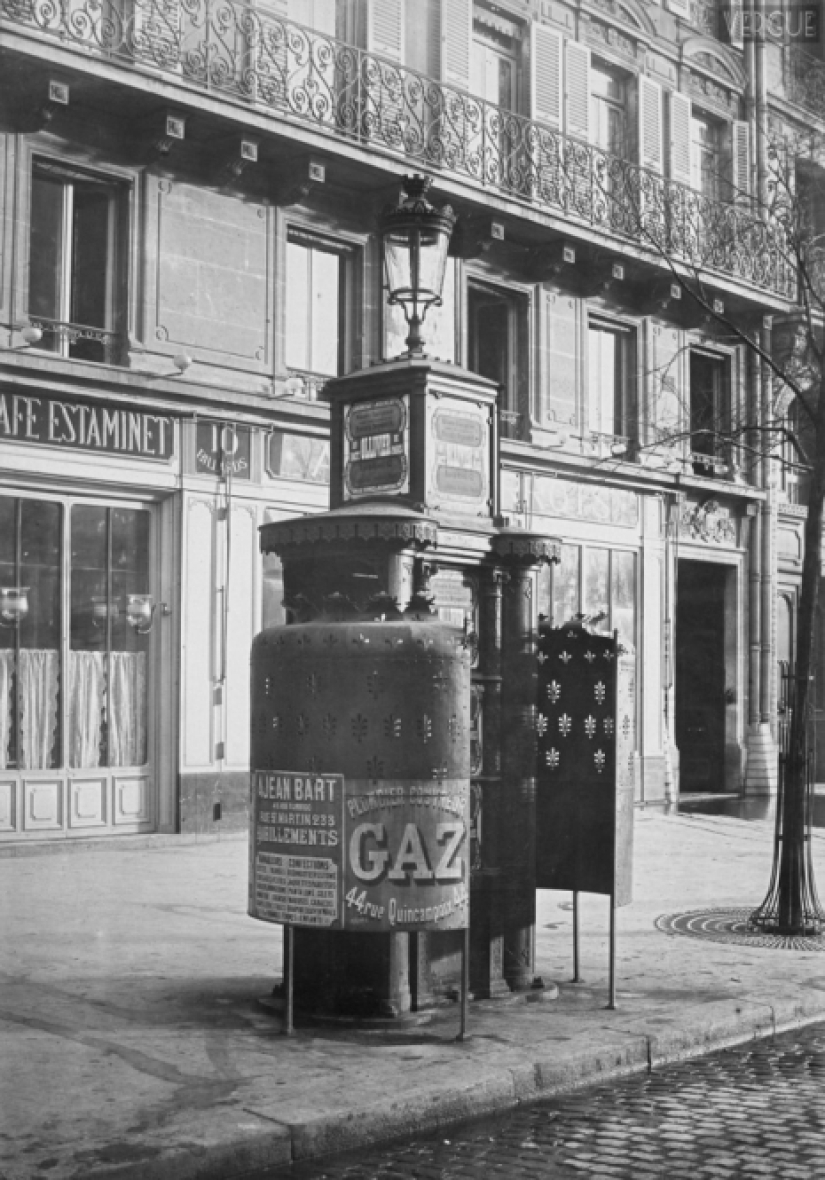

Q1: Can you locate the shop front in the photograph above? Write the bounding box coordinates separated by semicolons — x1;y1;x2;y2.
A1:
0;390;178;841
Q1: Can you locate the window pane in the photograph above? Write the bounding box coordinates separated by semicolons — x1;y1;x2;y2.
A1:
70;506;108;768
71;184;111;330
552;544;580;626
286;241;310;371
589;327;618;435
583;548;610;631
611;550;636;645
29;174;64;328
18;501;62;769
310;248;340;376
109;509;150;766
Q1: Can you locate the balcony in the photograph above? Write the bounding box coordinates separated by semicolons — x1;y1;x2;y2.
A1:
784;45;825;120
1;0;794;300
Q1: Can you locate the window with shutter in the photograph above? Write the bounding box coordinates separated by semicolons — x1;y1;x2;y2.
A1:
531;25;562;126
638;76;664;173
668;91;692;186
731;120;751;203
442;0;472;90
367;0;403;60
565;41;590;141
540;291;579;431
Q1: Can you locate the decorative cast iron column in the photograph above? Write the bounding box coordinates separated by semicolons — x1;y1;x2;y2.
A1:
492;530;560;990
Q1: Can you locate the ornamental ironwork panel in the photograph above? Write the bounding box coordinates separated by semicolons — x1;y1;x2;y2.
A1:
535;623;634;906
0;0;794;299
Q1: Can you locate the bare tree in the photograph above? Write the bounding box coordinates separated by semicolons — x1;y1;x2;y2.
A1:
595;122;825;934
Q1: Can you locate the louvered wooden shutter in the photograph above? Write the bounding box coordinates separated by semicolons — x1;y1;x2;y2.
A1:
725;0;744;47
367;0;403;60
441;0;472;90
731;119;752;203
565;41;590;141
668;91;692;186
638;76;664;173
531;25;562;127
540;292;580;430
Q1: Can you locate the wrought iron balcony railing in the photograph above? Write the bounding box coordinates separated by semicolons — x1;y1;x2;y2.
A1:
784;45;825;119
0;0;795;299
28;317;122;365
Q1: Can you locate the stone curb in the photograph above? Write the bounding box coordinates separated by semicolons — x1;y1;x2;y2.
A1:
69;992;825;1180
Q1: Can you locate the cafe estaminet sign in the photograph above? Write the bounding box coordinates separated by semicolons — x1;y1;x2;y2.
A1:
0;392;175;460
249;770;470;933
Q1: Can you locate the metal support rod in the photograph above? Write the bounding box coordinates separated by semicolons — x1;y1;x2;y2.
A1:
572;891;580;982
458;924;470;1041
284;924;294;1037
607;896;617;1011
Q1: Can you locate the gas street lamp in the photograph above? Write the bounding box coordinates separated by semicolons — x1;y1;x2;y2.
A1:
380;174;456;358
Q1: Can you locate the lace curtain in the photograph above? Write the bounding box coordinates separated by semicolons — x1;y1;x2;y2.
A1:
0;650;12;770
0;650;61;770
69;650;147;768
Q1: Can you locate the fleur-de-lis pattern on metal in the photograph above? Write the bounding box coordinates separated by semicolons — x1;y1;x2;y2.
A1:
271;714;281;733
366;756;384;780
264;677;274;698
322;633;337;647
584;715;596;738
622;715;631;737
351;714;368;742
432;764;448;781
546;748;560;768
594;749;606;773
296;713;308;737
604;717;614;735
353;633;370;646
536;713;548;736
417;713;433;743
305;672;319;697
384;714;402;739
365;671;383;699
603;650;615;661
448;714;459;740
558;713;572;736
547;680;561;702
594;681;606;703
322;713;337;739
559;651;572;664
537;652;548;664
584;650;595;663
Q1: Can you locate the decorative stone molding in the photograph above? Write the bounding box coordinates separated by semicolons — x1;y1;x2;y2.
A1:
680;499;737;545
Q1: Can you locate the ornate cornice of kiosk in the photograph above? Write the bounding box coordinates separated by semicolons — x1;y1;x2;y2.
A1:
260;502;438;555
491;529;562;567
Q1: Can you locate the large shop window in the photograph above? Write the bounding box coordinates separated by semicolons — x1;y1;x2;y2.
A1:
542;543;636;646
0;497;151;772
28;162;125;365
285;230;353;385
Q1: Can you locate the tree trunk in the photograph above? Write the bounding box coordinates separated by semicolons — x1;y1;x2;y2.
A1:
771;376;825;933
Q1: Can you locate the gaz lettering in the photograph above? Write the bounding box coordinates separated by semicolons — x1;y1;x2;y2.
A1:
349;822;465;883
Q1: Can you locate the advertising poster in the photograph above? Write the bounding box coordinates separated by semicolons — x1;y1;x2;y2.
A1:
250;770;470;933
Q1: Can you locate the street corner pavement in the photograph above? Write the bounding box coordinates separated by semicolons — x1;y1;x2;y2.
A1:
2;808;825;1178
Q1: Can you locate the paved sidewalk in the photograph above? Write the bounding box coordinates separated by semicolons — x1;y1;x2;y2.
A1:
2;808;825;1180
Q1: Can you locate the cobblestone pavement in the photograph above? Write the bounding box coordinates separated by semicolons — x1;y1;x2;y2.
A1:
261;1021;825;1179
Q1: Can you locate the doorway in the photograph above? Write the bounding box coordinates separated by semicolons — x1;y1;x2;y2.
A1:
675;560;730;793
